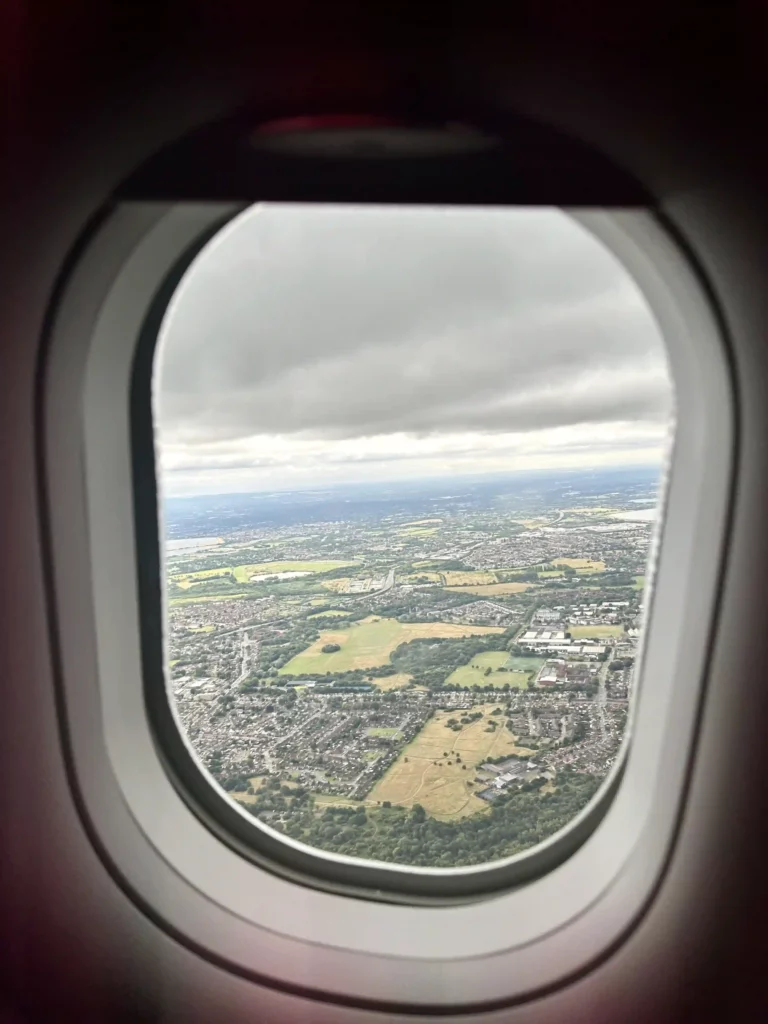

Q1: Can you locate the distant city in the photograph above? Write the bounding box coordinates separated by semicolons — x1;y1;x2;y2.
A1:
165;467;659;868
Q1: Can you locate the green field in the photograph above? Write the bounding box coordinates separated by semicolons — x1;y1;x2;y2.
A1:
169;592;250;606
280;616;503;675
170;560;356;587
504;655;546;674
171;567;233;589
634;576;646;590
568;623;625;638
446;650;530;689
232;560;356;583
312;793;367;810
308;609;350;619
366;727;402;738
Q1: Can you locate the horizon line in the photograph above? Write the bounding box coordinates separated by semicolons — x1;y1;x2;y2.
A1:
163;462;664;503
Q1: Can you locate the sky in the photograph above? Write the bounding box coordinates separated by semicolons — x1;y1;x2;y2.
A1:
154;204;674;497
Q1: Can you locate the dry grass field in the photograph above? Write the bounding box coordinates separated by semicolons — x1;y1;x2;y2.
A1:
552;557;606;572
441;571;497;586
369;704;534;820
369;672;413;691
445;582;536;596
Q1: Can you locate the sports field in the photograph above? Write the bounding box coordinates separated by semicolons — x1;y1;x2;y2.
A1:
446;651;528;689
446;651;544;689
279;616;503;675
505;655;546;674
369;704;534;820
445;582;536;596
568;623;625;638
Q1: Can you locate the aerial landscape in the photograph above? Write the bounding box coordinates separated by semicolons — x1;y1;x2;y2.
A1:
156;202;673;869
165;468;656;867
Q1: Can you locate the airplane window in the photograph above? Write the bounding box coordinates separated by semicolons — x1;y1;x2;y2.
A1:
152;203;674;874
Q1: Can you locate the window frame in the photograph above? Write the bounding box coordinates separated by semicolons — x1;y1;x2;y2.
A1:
39;198;734;1011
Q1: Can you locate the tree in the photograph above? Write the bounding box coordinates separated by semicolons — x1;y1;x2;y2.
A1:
321;643;341;654
412;804;426;823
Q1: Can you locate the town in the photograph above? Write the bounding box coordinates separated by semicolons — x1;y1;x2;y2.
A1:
165;469;655;867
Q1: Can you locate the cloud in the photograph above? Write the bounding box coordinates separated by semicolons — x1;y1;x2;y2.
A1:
153;204;674;494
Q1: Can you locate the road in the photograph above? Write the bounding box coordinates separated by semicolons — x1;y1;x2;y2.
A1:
232;629;259;688
593;641;617;740
377;567;396;595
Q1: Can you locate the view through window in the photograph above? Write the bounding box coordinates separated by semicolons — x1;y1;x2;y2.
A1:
154;205;674;870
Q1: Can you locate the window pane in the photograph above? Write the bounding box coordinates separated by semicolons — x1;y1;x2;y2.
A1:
153;205;674;871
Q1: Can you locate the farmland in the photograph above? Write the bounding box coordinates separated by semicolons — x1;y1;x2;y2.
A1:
441;571;496;586
552;557;606;572
399;571;443;583
445;581;536;596
369;704;535;820
280;616;503;675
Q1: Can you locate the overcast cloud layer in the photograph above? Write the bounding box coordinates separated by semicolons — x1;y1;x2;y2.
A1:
155;205;674;496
